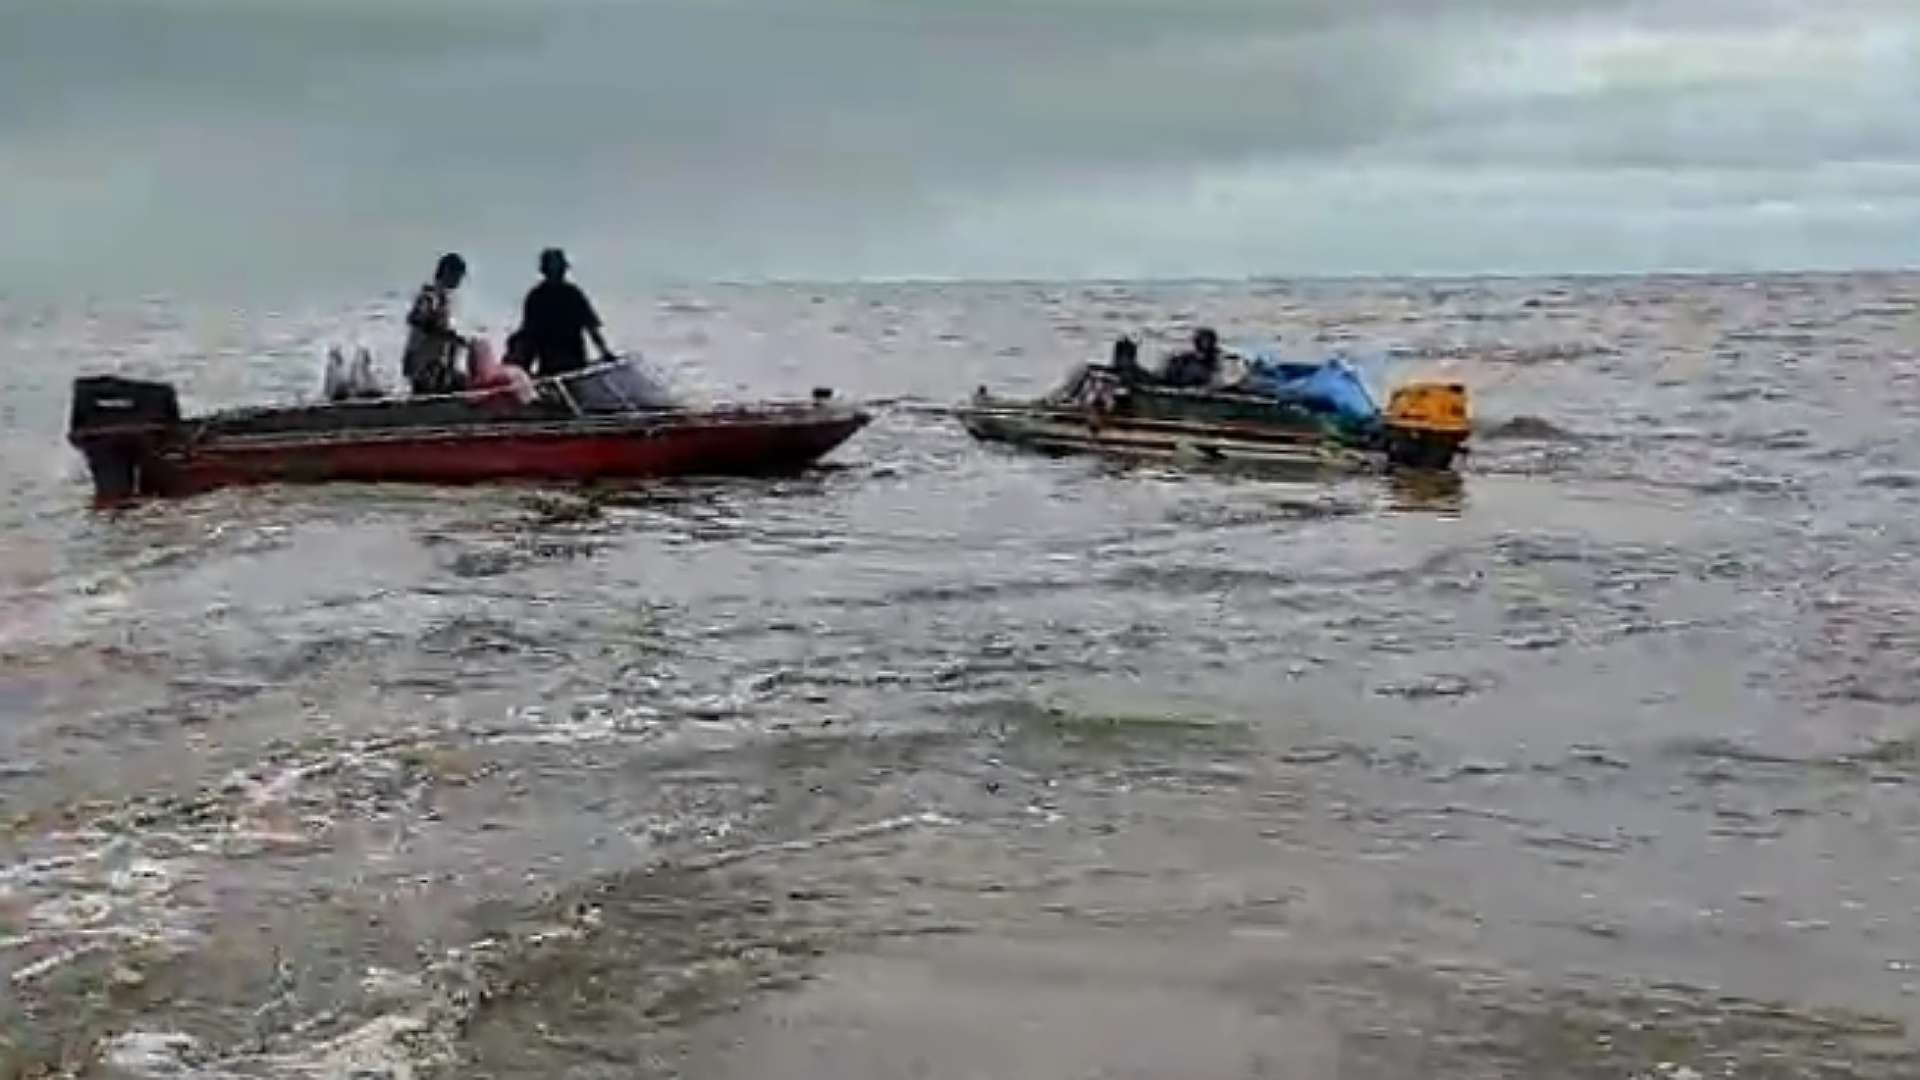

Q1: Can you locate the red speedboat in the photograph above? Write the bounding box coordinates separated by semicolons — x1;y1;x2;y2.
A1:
68;361;870;501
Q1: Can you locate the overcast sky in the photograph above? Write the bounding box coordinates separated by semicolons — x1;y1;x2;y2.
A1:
2;0;1916;295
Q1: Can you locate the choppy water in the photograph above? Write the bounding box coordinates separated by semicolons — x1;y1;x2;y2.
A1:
6;274;1920;1078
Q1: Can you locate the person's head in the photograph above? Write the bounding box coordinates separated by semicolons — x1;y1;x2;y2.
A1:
539;247;569;281
1194;327;1219;356
1112;336;1138;365
434;252;467;288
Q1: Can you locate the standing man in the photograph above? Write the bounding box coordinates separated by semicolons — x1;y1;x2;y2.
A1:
513;248;616;378
403;252;472;395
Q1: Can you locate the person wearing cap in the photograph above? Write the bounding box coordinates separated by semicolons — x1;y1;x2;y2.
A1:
512;248;616;378
402;252;473;395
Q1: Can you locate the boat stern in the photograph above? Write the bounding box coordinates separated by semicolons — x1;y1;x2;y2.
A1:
68;376;183;500
1382;380;1470;470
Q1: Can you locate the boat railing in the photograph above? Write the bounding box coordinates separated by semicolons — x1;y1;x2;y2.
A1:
545;357;679;415
548;377;585;417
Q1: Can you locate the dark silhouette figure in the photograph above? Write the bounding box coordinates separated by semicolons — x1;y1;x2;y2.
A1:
513;248;615;378
1162;327;1222;388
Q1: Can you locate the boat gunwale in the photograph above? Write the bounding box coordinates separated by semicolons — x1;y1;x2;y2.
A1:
972;430;1367;465
954;400;1353;447
957;417;1376;469
72;403;870;455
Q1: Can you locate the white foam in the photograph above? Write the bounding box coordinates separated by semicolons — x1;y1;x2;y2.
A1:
358;965;426;1002
257;1012;445;1080
101;1030;201;1076
11;940;109;986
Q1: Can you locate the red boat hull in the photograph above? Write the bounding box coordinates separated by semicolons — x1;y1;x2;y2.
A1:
172;415;864;496
74;404;869;501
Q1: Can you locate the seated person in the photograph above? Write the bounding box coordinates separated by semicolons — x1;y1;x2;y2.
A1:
1162;327;1223;388
1110;336;1153;385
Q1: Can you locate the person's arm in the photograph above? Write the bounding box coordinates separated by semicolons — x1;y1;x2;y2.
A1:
410;289;468;349
406;289;437;331
444;291;472;352
514;292;539;373
579;288;616;361
587;325;615;362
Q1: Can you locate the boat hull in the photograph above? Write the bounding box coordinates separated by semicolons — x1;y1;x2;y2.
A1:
151;414;866;498
69;376;869;501
956;371;1468;473
957;404;1377;470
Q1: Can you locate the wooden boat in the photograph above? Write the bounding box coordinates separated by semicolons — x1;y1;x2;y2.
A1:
956;351;1469;472
67;361;869;501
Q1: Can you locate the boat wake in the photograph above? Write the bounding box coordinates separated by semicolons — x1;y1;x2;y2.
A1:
1477;414;1584;442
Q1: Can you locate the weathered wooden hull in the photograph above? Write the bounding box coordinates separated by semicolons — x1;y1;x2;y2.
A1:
956;376;1468;473
956;404;1378;470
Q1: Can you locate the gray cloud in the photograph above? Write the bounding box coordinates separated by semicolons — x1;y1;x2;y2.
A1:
1;0;1914;295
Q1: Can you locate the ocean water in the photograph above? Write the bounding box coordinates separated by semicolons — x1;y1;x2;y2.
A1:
5;273;1920;1077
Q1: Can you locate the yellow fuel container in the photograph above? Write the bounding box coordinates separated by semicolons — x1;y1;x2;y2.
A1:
1385;381;1471;435
1382;382;1470;469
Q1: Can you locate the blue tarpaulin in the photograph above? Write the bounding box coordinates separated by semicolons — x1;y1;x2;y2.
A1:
1229;348;1381;429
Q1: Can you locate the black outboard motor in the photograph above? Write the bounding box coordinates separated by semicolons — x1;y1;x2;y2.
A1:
68;376;181;499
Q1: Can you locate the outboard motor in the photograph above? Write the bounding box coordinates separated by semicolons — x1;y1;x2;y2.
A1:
1382;381;1471;470
68;376;181;499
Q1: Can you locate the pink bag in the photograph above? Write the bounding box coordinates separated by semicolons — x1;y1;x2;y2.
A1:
466;337;536;405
